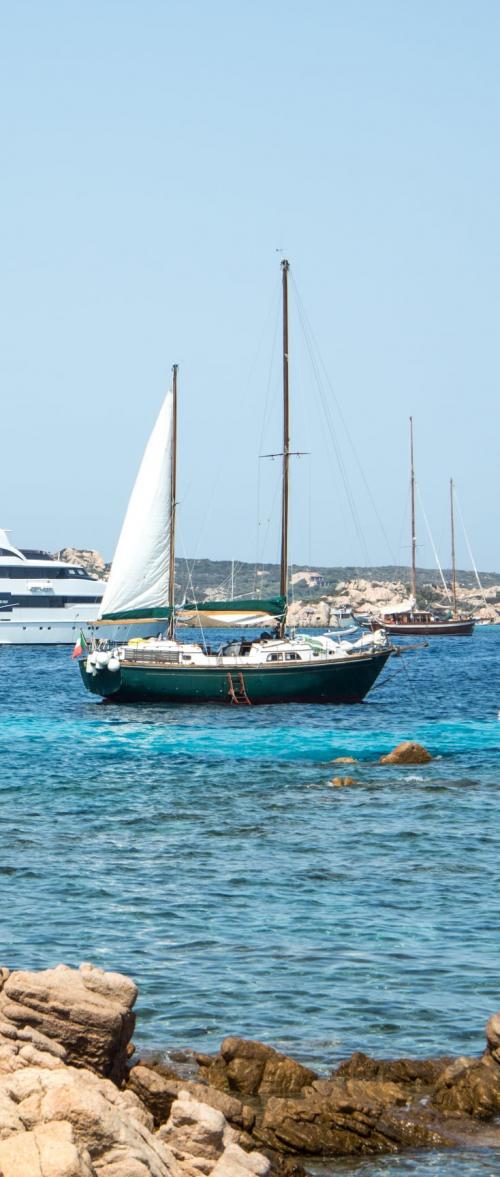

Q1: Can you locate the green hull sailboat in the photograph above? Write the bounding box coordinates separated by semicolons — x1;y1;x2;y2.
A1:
80;633;391;705
79;260;392;705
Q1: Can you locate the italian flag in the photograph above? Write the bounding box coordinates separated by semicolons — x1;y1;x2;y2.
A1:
71;630;88;659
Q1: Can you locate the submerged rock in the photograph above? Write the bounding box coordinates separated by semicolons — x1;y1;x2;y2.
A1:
379;741;432;765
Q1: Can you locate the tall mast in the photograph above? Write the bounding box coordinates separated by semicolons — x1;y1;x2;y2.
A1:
279;258;290;636
410;416;417;602
167;363;178;639
450;476;457;615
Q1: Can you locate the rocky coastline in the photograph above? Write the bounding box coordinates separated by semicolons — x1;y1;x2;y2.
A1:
0;962;499;1175
286;576;500;627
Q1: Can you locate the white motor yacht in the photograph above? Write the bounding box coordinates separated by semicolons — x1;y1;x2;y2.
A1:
0;529;106;645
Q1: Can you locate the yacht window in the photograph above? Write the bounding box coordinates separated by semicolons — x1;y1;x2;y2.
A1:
285;652;301;661
56;567;93;580
8;594;102;608
0;566;95;580
266;653;283;662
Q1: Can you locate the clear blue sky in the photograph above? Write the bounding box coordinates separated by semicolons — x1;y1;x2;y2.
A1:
1;1;499;572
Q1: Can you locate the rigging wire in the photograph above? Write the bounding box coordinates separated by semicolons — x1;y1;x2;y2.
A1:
254;458;283;590
178;531;208;652
395;485;411;576
254;287;282;582
454;490;489;610
291;287;369;565
416;486;452;602
290;272;400;569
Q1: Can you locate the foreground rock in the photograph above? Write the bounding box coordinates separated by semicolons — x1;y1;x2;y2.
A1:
0;962;499;1173
174;1030;500;1160
380;741;432;765
0;962;136;1083
0;964;272;1177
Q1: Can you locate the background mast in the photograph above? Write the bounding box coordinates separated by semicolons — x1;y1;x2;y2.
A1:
410;416;417;602
450;477;457;615
279;258;290;637
168;364;178;639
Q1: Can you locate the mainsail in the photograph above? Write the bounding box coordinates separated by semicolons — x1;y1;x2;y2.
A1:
99;392;173;621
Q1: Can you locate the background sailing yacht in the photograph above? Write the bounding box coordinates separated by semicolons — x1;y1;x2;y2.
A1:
370;421;474;637
79;259;393;704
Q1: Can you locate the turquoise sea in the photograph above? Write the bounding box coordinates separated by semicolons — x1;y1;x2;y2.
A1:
1;629;499;1175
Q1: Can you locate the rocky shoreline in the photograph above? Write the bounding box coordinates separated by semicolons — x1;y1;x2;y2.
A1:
286;576;500;627
0;962;499;1175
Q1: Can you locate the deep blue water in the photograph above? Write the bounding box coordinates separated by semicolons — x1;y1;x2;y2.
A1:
0;629;499;1175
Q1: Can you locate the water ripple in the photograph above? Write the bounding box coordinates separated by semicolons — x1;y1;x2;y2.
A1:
0;633;499;1176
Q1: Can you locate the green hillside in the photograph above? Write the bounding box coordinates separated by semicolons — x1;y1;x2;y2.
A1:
173;559;500;602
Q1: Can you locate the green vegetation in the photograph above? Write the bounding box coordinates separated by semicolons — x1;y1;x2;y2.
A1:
172;559;499;603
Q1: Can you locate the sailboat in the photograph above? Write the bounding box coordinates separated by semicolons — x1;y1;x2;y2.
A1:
79;260;393;704
370;421;474;637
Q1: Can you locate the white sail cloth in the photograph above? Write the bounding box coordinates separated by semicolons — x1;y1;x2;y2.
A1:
178;608;280;628
99;392;173;618
378;596;416;616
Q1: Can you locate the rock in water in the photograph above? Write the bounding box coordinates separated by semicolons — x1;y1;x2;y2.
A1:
330;777;357;788
380;741;432;765
196;1037;318;1098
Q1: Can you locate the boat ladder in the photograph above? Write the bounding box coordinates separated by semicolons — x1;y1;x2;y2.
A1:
227;671;251;705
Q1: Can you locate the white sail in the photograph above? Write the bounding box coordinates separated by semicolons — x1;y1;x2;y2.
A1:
99;392;173;618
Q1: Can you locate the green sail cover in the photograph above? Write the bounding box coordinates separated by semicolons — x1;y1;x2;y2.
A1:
98;597;285;625
180;597;285;617
98;606;172;622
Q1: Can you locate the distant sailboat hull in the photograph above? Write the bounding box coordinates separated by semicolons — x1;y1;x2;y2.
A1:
370;617;474;637
79;648;391;705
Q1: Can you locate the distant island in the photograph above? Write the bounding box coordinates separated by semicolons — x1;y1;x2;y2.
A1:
55;549;500;625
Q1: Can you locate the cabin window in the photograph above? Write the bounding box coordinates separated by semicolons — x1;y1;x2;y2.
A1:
285;652;301;661
266;653;283;662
